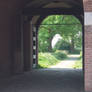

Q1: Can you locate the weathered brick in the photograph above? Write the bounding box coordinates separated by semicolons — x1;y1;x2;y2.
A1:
84;0;92;11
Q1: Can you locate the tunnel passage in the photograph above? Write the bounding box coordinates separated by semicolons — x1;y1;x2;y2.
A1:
1;0;92;91
18;0;84;91
0;0;86;92
21;0;84;72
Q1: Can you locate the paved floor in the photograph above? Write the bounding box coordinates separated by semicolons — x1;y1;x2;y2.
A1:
0;69;84;92
50;54;80;68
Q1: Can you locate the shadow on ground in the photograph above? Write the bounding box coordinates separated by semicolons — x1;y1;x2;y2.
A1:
0;69;84;92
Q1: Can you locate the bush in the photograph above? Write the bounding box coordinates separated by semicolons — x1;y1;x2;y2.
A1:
54;40;71;51
52;50;67;60
69;49;81;54
55;50;68;54
37;53;60;68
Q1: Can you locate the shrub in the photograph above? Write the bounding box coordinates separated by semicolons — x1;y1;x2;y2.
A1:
69;49;81;54
38;51;68;68
55;50;68;54
38;53;60;68
54;40;71;51
52;51;67;60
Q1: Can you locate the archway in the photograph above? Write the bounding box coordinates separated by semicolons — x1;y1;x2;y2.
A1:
21;0;84;91
1;0;92;92
37;15;83;70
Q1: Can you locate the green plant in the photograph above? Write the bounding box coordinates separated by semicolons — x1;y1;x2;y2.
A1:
73;59;82;69
54;40;71;51
72;52;83;69
69;49;81;54
55;50;68;54
38;15;82;52
37;53;60;68
52;51;67;60
80;51;82;58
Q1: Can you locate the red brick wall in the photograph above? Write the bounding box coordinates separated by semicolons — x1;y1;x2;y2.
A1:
84;0;92;11
85;26;92;91
83;0;92;91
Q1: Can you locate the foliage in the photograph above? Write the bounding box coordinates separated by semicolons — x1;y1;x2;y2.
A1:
55;50;68;54
72;52;82;69
38;53;60;68
54;39;71;51
38;28;49;52
52;50;67;60
80;51;82;58
73;58;82;69
38;15;82;52
69;48;82;54
37;52;67;68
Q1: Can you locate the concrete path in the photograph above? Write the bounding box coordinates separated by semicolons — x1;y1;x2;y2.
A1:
0;69;84;92
50;54;80;68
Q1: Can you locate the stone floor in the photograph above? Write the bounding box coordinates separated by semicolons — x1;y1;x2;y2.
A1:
0;69;84;92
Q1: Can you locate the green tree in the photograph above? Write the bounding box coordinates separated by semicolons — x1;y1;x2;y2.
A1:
38;15;82;52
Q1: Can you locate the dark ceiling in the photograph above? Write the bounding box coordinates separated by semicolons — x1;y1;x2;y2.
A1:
23;0;84;16
21;0;84;26
25;0;83;8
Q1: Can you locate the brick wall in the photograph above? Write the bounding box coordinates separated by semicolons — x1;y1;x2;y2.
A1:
83;0;92;92
84;0;92;11
85;26;92;91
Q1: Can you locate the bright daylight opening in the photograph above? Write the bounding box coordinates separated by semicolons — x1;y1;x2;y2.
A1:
37;15;83;69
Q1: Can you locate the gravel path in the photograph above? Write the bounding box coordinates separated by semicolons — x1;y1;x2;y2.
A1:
50;54;80;68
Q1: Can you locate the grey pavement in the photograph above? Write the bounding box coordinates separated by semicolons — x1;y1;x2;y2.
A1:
0;69;84;92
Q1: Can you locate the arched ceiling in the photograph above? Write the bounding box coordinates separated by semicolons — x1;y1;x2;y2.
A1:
22;0;84;27
0;0;83;14
23;0;83;16
25;0;83;8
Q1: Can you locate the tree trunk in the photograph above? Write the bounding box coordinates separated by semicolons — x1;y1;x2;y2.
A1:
70;37;74;53
48;36;53;52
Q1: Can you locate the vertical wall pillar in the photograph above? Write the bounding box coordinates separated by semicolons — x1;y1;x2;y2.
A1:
13;14;24;74
23;16;33;71
30;21;34;70
83;0;92;91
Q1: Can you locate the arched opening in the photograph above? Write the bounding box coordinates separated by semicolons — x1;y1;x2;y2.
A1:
22;14;84;92
37;15;83;70
21;0;84;91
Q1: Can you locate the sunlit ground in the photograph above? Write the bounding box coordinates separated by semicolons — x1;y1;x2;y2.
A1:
38;52;82;69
